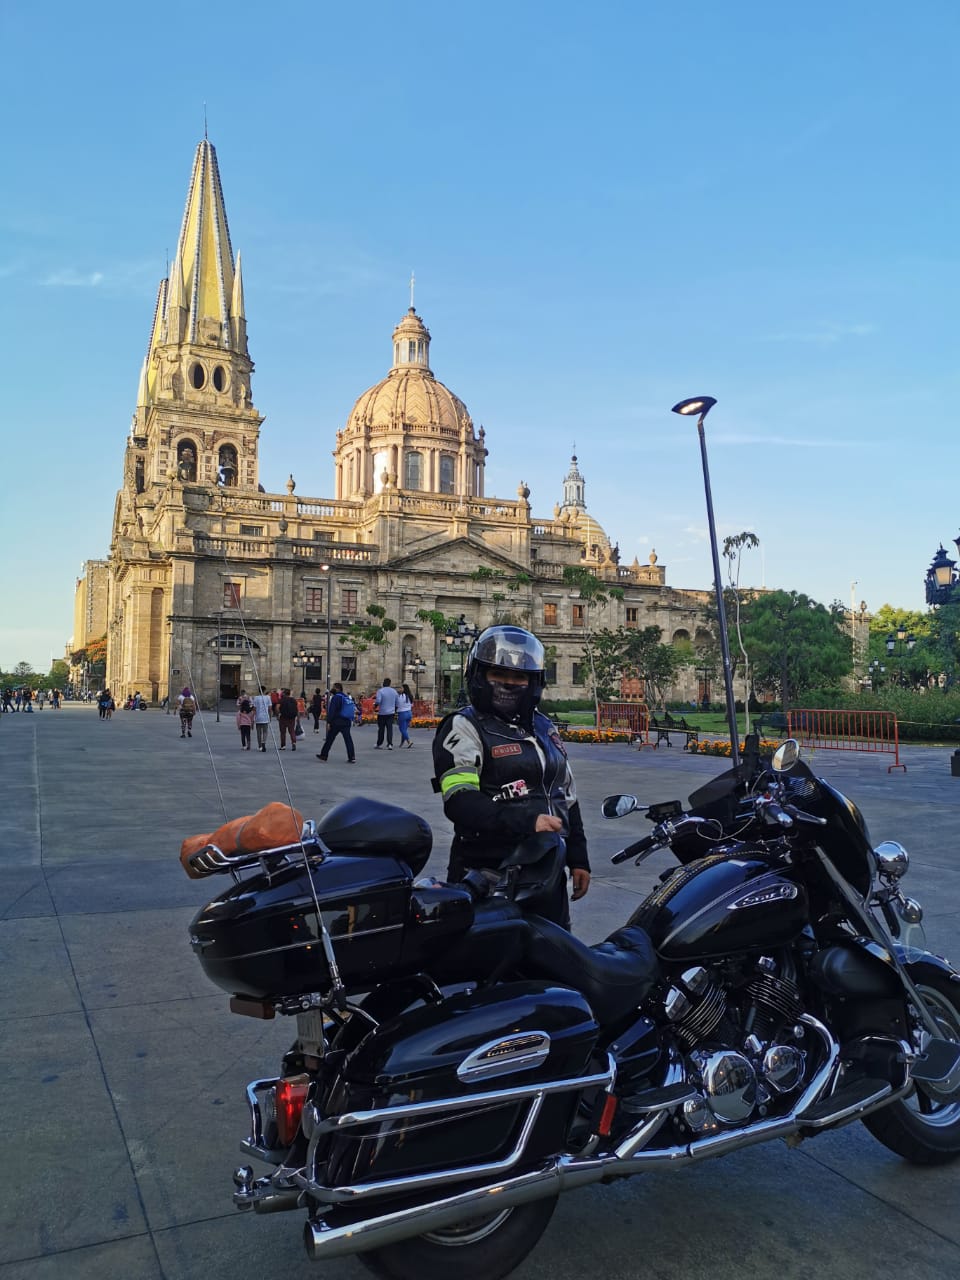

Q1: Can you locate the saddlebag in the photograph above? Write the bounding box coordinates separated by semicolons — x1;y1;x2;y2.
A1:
310;982;603;1197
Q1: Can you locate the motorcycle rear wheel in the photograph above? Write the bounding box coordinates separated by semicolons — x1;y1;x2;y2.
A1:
863;973;960;1165
359;1195;558;1280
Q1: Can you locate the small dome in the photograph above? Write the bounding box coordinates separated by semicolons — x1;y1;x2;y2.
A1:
345;307;474;435
574;510;612;555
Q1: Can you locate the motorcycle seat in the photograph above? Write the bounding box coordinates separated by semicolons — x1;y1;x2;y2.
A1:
522;917;660;1026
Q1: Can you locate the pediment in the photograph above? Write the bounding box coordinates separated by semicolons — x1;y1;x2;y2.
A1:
387;535;526;576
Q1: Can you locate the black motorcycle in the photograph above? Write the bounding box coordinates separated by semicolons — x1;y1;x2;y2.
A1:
186;740;960;1280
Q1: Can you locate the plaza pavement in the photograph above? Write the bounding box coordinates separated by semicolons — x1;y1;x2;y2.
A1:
1;704;959;1279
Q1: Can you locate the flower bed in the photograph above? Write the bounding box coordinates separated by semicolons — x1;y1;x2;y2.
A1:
688;738;782;758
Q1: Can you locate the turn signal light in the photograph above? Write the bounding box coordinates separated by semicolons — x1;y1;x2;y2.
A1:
275;1075;310;1146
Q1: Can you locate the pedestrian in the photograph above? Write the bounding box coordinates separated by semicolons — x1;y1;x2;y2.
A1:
315;682;356;763
374;677;400;750
1;688;13;713
308;688;324;734
236;695;254;750
252;685;272;751
177;687;196;737
397;682;414;748
277;688;299;750
37;690;46;710
269;688;281;719
51;688;61;710
98;689;110;720
431;625;591;929
22;688;33;713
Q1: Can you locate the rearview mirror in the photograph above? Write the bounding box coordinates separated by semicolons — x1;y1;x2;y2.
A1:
601;794;639;819
772;740;800;772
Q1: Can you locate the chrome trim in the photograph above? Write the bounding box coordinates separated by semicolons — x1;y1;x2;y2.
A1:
457;1032;552;1083
297;1020;921;1264
188;830;325;876
308;1094;545;1202
727;883;798;910
312;1059;616;1133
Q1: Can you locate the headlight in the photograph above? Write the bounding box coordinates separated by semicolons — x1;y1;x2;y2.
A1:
873;840;909;881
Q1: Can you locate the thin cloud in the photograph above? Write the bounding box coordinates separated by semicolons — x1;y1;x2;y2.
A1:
758;322;877;344
41;269;104;288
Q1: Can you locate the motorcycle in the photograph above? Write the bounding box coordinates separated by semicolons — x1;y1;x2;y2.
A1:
185;740;960;1280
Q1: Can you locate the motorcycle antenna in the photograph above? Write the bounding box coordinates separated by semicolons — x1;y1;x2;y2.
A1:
671;396;741;769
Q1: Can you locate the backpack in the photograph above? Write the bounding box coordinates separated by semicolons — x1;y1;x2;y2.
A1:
181;696;196;715
337;692;356;721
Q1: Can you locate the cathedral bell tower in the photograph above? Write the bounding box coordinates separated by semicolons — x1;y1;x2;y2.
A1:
123;139;262;502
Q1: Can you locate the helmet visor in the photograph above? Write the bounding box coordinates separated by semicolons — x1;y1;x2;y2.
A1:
472;627;544;673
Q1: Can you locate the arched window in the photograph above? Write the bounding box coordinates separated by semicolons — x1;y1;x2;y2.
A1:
439;455;455;494
218;444;238;486
672;629;691;645
404;451;422;490
177;439;198;481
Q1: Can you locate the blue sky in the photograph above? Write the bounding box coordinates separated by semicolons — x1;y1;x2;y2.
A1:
2;0;958;671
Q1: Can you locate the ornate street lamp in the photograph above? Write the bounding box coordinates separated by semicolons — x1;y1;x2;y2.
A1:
868;659;886;689
925;545;958;607
885;627;916;687
445;615;481;707
671;396;741;768
292;646;321;701
407;654;427;699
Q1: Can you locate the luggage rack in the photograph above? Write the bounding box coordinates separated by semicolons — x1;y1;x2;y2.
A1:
187;820;326;879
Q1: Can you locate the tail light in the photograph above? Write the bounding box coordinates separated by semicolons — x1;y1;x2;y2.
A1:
274;1074;310;1146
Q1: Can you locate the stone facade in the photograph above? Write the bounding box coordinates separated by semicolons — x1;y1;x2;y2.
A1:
89;139;714;707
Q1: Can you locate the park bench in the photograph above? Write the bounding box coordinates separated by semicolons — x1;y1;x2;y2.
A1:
649;713;700;750
755;711;789;739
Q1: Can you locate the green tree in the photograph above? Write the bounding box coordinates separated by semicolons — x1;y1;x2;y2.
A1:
723;531;760;729
339;603;397;675
622;625;691;711
561;566;624;727
740;591;851;706
469;567;531;624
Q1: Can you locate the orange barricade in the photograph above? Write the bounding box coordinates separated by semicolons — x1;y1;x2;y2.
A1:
788;708;905;773
412;699;435;718
598;701;650;743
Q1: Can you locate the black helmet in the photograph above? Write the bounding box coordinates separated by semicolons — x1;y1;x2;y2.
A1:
466;625;546;724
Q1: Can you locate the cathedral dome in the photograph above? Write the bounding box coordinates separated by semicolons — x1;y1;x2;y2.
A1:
345;308;473;435
574;510;612;556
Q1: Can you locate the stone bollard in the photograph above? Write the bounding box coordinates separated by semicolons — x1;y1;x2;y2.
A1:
952;750;960;778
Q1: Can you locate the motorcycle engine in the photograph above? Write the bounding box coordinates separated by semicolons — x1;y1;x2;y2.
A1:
661;957;807;1134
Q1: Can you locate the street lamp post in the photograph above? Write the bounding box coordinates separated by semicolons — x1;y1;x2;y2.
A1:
671;397;741;768
885;627;916;688
292;646;320;701
868;659;886;689
407;654;427;700
321;564;333;690
445;615;480;707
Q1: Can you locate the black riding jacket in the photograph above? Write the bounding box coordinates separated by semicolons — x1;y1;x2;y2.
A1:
432;706;589;872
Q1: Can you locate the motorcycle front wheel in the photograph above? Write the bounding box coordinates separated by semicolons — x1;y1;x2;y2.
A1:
863;972;960;1165
360;1196;558;1280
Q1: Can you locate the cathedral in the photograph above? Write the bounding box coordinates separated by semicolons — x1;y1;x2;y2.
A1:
90;138;712;707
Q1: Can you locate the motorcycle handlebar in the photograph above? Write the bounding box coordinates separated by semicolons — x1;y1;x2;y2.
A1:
611;833;660;865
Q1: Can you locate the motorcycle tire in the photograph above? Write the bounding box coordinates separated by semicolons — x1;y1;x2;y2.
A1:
863;971;960;1165
359;1195;558;1280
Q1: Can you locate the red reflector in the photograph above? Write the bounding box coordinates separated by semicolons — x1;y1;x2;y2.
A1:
275;1075;310;1146
598;1094;618;1136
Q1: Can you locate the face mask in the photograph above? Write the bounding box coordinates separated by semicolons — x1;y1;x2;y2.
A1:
489;681;526;719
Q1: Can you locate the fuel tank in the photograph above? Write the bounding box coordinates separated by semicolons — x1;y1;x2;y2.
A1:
628;852;808;962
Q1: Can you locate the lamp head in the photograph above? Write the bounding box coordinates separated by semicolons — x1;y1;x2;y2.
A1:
672;396;717;419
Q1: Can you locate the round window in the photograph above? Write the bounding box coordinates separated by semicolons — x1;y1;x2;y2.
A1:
190;363;206;390
213;365;226;392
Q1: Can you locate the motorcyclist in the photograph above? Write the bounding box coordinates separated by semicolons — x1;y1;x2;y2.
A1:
431;624;590;927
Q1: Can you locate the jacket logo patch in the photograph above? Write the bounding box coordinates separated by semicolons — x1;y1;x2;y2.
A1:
491;743;523;757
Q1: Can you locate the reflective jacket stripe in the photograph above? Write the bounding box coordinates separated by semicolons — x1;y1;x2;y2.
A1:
440;768;480;798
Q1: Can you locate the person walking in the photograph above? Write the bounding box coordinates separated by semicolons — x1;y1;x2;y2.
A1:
177;687;196;737
277;688;299;750
308;688;324;734
315;682;356;764
252;686;272;752
397;682;414;748
236;695;254;750
374;677;400;750
431;625;591;929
